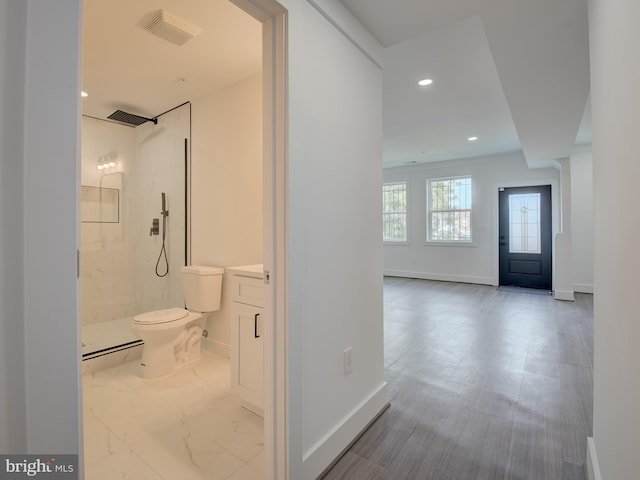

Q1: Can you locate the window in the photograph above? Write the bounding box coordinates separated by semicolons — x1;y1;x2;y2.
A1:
383;181;407;242
427;176;472;242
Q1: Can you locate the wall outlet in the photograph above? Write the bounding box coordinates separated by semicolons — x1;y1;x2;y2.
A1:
344;347;352;375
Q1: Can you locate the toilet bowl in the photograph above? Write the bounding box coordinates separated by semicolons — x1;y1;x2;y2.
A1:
132;265;224;378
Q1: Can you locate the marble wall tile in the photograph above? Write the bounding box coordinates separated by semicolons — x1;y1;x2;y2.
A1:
81;106;189;329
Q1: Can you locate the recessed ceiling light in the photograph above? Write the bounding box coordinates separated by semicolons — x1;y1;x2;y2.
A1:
81;91;88;97
418;78;433;86
468;136;478;142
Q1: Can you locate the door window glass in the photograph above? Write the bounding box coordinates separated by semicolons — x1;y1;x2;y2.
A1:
509;193;541;253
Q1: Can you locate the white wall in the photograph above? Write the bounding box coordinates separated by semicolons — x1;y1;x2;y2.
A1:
0;0;27;453
570;148;593;293
280;1;387;477
0;0;83;455
383;152;559;286
588;0;640;478
190;74;264;356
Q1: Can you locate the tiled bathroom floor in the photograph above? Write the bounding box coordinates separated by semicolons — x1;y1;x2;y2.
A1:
82;351;264;480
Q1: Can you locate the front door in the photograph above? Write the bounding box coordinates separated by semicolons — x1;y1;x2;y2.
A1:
499;185;552;290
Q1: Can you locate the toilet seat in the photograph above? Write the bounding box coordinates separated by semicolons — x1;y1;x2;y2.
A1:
134;307;188;325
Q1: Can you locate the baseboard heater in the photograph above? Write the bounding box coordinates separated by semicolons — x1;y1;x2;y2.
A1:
82;340;143;361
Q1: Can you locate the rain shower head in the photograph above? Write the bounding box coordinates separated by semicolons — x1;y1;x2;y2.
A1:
107;110;158;127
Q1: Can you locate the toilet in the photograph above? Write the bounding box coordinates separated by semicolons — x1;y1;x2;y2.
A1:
132;265;224;378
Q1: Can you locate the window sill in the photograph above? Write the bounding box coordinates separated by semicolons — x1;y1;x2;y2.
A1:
383;241;410;246
424;241;477;247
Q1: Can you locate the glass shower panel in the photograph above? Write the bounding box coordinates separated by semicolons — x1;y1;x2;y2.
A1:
128;132;186;316
80;118;188;328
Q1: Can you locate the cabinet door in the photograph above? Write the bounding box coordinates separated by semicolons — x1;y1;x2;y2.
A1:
231;275;264;307
231;302;263;410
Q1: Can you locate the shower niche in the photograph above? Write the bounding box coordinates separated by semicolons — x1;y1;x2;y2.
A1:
81;185;120;223
80;104;190;366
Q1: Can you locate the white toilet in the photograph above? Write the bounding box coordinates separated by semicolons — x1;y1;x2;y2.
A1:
132;265;224;378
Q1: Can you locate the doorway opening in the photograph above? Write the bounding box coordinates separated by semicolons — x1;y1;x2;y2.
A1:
79;0;288;479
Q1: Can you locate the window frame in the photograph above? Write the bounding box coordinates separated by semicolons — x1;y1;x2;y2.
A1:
382;180;409;245
426;175;473;244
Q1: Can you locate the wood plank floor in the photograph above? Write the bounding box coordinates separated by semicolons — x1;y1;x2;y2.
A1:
322;277;593;480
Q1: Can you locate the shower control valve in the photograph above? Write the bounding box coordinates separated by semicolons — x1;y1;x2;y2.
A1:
150;218;160;236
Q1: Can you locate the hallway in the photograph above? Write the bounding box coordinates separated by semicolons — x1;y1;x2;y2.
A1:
324;277;593;479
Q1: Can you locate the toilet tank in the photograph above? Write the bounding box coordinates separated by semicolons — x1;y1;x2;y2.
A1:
181;265;224;312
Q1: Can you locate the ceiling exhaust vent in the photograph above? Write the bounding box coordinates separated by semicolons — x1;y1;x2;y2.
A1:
143;9;202;46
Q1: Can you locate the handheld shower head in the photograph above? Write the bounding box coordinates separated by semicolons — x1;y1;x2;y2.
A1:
161;192;168;217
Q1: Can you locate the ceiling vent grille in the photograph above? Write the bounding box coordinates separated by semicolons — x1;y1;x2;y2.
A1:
143;9;202;46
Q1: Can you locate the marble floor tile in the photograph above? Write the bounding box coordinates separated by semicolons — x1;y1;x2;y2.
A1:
88;390;180;445
130;422;245;480
224;465;264;480
185;397;265;462
83;411;132;465
85;449;164;480
83;351;264;480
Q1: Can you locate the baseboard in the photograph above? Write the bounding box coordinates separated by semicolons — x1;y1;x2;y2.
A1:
554;289;575;301
586;437;602;480
302;382;388;479
574;283;594;294
202;337;230;358
384;270;493;286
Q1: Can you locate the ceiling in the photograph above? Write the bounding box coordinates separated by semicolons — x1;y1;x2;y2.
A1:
83;0;591;170
343;0;591;168
82;0;262;122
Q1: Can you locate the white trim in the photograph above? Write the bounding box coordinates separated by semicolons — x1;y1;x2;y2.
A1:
264;6;289;480
230;2;288;479
202;337;230;358
574;283;594;294
384;270;494;286
554;289;575;301
301;383;388;477
424;241;477;247
304;0;383;69
572;143;593;155
586;437;602;480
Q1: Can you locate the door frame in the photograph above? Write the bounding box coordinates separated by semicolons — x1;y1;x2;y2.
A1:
230;1;289;479
492;178;559;288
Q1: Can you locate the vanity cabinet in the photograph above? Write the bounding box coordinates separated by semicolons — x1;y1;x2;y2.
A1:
228;265;264;415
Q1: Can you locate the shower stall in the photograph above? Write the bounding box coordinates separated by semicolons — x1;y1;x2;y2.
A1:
80;103;190;366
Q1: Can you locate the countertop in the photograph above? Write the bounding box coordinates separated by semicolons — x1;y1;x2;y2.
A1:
226;264;264;279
